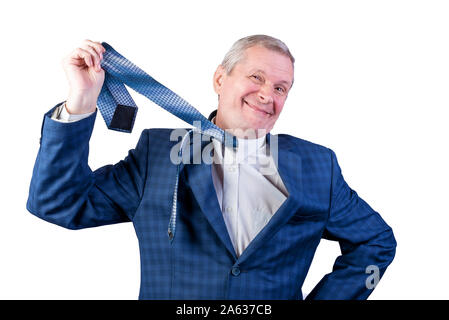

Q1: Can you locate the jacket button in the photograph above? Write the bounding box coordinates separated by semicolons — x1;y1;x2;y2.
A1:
231;266;241;276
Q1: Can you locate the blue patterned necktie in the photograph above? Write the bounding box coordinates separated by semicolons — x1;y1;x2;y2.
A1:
98;42;235;242
99;42;224;138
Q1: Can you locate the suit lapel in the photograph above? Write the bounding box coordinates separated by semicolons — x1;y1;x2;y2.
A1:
182;132;303;264
183;138;238;261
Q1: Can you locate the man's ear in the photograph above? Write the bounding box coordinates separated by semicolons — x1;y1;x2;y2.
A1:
213;65;226;95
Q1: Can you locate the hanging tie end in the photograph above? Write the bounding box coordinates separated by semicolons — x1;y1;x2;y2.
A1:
108;104;138;133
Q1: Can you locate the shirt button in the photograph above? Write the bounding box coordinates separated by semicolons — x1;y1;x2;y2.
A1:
227;165;237;172
231;266;241;276
226;207;233;213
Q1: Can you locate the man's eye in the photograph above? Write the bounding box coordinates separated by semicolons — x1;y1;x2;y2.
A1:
276;87;286;94
251;75;262;81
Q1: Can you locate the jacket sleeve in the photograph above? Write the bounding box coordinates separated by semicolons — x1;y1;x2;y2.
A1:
306;149;397;300
26;103;149;230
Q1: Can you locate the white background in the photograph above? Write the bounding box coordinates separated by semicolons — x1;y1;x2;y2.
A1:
0;0;448;299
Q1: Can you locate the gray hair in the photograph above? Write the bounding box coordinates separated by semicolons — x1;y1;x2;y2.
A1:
221;34;295;74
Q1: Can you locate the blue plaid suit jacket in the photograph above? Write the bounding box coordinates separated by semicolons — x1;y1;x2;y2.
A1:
27;103;396;300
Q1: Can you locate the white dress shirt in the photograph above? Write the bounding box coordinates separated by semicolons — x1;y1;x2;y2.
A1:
210;117;288;257
51;102;95;122
52;103;288;257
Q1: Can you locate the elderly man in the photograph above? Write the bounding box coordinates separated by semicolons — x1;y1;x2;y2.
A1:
27;35;396;300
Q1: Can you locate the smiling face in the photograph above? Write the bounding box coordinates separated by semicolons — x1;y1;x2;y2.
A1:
213;45;294;137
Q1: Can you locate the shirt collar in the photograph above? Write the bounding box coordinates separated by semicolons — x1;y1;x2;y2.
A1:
210;116;267;163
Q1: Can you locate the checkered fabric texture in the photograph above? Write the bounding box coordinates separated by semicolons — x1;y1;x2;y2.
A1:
27;104;396;299
98;43;235;241
98;42;223;140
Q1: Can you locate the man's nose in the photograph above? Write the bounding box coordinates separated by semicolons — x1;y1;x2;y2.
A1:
257;84;274;104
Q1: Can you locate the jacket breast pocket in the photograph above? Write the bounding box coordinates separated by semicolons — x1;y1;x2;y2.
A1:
287;212;327;224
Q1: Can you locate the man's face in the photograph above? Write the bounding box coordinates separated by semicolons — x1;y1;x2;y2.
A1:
213;45;294;137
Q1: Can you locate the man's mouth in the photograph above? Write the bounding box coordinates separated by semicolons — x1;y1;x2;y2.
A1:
243;100;273;116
